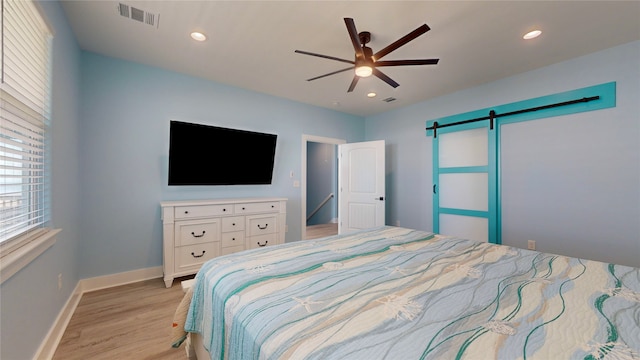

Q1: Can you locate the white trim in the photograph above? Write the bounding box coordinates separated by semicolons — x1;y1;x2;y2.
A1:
33;266;164;360
181;278;195;293
301;135;345;240
79;266;163;293
0;228;61;284
32;281;83;360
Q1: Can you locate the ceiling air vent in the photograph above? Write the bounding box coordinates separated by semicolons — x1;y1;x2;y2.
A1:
382;97;397;103
117;3;159;28
130;7;144;22
118;3;129;17
145;12;155;26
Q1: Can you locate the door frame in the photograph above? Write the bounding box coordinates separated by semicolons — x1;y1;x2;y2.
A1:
301;135;346;240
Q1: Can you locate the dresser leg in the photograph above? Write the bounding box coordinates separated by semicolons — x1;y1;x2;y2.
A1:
164;277;173;288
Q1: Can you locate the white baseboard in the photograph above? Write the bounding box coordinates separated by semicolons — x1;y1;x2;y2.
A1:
79;266;163;293
32;281;83;360
33;266;163;360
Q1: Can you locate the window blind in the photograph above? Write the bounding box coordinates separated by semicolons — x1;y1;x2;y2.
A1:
0;0;52;243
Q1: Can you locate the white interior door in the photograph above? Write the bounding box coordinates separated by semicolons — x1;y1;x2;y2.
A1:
338;140;385;234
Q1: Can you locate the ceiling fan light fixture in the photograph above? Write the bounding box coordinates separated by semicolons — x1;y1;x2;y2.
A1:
295;18;439;93
355;65;373;77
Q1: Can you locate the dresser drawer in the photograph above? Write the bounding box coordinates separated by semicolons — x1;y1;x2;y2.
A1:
175;242;218;271
246;215;277;236
235;201;280;214
175;204;232;219
246;233;277;250
221;245;245;256
221;231;245;248
175;219;219;246
221;216;245;232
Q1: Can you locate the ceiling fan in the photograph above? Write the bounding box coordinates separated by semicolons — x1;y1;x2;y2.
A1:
295;18;439;92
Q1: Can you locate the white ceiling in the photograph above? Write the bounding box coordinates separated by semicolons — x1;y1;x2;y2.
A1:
59;1;640;117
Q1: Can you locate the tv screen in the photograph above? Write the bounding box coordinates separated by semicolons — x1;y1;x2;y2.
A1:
168;121;277;185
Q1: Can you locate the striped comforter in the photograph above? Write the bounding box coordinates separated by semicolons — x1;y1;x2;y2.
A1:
184;226;640;359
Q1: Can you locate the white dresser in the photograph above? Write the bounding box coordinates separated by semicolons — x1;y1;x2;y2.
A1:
161;197;287;287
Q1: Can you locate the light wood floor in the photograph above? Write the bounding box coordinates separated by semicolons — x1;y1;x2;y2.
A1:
306;223;338;239
52;229;336;359
52;276;194;360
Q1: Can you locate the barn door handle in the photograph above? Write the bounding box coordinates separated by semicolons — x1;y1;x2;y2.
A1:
191;231;206;238
433;184;437;194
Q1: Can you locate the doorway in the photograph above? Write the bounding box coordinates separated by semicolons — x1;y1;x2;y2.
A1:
301;135;345;240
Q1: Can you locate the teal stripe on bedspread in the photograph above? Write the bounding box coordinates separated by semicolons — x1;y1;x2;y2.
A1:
185;226;640;360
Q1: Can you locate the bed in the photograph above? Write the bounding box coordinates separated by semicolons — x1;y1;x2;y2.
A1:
175;226;640;359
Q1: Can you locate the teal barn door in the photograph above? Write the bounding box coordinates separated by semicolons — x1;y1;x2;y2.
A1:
431;122;499;244
427;82;616;245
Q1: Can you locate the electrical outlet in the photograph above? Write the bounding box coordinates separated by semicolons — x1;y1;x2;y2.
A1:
527;240;536;250
58;273;63;290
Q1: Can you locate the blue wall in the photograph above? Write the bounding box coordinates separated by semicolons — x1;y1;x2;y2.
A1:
365;41;639;268
0;1;83;359
78;52;364;278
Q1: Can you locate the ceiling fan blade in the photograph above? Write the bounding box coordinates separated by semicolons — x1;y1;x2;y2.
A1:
374;59;439;67
344;18;366;60
295;50;355;65
373;24;430;61
372;68;399;88
347;75;359;92
306;66;354;81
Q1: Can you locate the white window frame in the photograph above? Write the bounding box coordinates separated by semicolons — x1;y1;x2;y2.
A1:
0;0;60;284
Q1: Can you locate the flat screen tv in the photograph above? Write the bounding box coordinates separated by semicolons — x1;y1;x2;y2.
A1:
168;121;277;185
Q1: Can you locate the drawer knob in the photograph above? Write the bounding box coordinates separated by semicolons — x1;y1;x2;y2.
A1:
257;224;268;230
184;211;189;214
257;241;268;247
232;223;236;226
242;207;246;210
223;208;227;212
232;237;236;241
191;251;206;258
191;231;206;238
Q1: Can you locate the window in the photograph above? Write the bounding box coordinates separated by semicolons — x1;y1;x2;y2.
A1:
0;0;59;283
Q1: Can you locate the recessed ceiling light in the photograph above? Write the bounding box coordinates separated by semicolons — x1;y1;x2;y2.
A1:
190;31;207;41
523;30;542;40
367;92;377;98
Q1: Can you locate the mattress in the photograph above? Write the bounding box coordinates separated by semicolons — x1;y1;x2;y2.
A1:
184;226;640;359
